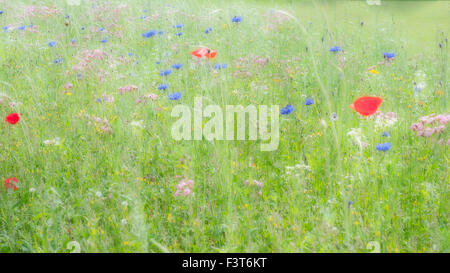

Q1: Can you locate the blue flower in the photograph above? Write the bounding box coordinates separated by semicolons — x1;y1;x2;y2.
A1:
172;63;183;69
2;26;9;32
214;63;227;70
0;11;4;15
158;31;164;35
156;61;161;65
205;27;212;34
168;92;182;100
100;38;107;43
142;30;157;38
384;52;396;59
280;104;294;115
48;41;56;47
70;39;76;44
53;58;64;64
348;201;354;207
99;27;105;32
175;32;183;36
382;132;390;137
376;142;392;152
17;26;26;30
81;26;85;30
232;16;242;23
305;98;314;105
329;46;341;52
160;69;172;76
174;24;184;28
158;84;168;90
140;16;147;19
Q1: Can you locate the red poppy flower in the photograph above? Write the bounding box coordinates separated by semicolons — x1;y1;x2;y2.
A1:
5;113;20;125
350;96;383;116
191;48;217;59
4;177;19;191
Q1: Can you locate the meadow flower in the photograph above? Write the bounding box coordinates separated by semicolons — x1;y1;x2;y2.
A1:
118;84;138;94
382;132;390;137
373;111;397;128
43;137;61;146
205;27;212;34
410;114;449;142
232;16;242;23
192;48;217;59
213;63;227;70
95;191;103;198
383;52;395;59
175;32;183;36
100;38;107;43
158;84;168;90
48;41;56;47
17;26;26;30
329;46;342;52
172;63;183;69
174;178;194;197
53;58;64;64
331;112;338;120
143;93;158;101
130;120;144;129
174;24;184;28
350;96;383;116
0;11;3;15
168;92;182;100
376;142;392;152
369;69;379;75
280;104;294;115
5;113;20;124
305;98;314;105
347;128;368;149
64;82;73;89
160;69;172;76
121;219;127;225
4;177;19;191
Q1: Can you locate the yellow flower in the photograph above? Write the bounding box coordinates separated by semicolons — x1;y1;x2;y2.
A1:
369;69;379;75
66;92;72;96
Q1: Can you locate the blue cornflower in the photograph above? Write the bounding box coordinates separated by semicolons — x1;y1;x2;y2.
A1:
81;26;85;30
382;132;390;137
53;58;64;64
156;61;161;64
3;26;9;31
17;26;26;30
160;69;172;76
168;92;182;100
142;30;157;38
158;30;164;35
172;63;183;69
205;27;212;34
384;52;395;59
48;41;56;47
128;52;134;56
348;201;354;207
232;16;242;23
140;16;146;19
0;11;4;15
65;15;70;19
305;98;314;105
158;84;168;90
175;32;183;36
280;104;294;115
99;27;105;32
214;63;227;70
174;24;184;28
329;46;342;52
70;39;76;44
100;38;107;43
376;142;392;152
143;9;148;13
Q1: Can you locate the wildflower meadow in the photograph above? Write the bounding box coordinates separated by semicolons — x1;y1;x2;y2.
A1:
0;0;448;253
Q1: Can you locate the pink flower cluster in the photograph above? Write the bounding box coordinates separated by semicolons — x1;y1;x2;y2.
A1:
118;85;138;95
20;5;61;19
82;114;113;134
233;55;270;78
174;178;194;197
135;93;158;104
410;114;450;144
72;49;109;71
244;179;264;195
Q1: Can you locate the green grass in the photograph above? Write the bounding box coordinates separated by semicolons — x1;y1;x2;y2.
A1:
0;0;448;252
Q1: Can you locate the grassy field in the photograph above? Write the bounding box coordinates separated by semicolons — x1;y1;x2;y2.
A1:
0;0;448;253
